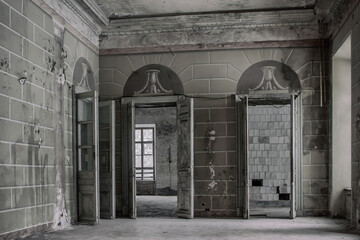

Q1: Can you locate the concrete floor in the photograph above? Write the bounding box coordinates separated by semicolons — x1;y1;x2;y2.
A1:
23;217;358;240
136;195;177;217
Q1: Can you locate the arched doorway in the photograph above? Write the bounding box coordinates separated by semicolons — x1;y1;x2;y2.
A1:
235;60;302;219
121;64;194;219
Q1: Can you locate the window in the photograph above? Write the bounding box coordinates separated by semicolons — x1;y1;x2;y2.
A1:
135;125;155;181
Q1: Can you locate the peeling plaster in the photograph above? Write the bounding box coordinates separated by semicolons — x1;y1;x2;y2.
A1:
208;164;217;191
356;113;360;137
52;22;71;230
207;129;217;191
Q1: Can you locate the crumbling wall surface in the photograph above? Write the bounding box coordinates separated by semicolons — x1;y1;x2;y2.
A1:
0;0;98;238
100;47;328;217
330;0;360;231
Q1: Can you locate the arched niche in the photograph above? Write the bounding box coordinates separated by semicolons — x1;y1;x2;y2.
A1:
123;64;184;97
73;57;95;93
236;60;301;95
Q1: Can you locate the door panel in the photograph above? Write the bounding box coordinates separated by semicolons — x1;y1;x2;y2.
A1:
177;97;194;219
76;91;99;224
99;101;116;219
121;100;136;218
236;96;249;219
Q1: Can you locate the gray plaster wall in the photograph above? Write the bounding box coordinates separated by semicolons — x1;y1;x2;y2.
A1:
0;0;98;237
330;0;360;230
99;47;327;217
330;56;352;218
135;107;178;194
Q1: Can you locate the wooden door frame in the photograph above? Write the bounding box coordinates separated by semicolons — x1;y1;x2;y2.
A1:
73;90;100;224
98;100;116;219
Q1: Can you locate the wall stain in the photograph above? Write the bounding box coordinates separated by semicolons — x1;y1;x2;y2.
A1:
356;113;360;137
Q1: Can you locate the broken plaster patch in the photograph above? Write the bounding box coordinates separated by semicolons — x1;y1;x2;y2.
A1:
207;164;217;190
52;180;71;230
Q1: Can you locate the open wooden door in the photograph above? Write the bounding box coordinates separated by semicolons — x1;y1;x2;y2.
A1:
99;101;116;219
290;94;300;219
177;96;194;219
121;100;136;218
236;95;249;219
76;91;99;224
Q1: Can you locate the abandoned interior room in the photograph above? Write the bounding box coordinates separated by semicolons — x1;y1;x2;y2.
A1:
0;0;360;239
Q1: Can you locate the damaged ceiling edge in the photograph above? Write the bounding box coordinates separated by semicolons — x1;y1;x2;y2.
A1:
82;0;109;26
34;0;101;51
104;9;318;35
35;0;358;53
98;39;321;55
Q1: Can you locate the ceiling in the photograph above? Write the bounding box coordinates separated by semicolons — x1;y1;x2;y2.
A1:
93;0;319;20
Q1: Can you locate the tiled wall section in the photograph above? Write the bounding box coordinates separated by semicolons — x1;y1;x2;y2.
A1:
99;47;327;216
248;105;291;207
0;0;98;236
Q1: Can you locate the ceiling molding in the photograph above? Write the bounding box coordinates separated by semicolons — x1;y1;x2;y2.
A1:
100;22;320;52
33;0;99;52
103;9;318;36
99;39;321;55
109;9;316;25
104;21;316;36
326;0;359;38
60;0;103;35
314;0;336;17
82;0;109;26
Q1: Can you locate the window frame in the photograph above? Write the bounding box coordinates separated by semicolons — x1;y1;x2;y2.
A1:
135;124;156;181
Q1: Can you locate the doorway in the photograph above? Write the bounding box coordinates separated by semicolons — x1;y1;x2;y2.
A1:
236;94;301;219
74;91;117;224
121;96;194;219
134;106;178;217
248;103;291;218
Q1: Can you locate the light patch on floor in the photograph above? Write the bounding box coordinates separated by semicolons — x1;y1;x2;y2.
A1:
136;195;177;217
250;207;290;218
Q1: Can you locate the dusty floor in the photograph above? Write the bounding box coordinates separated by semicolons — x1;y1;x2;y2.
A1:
250;207;290;218
136;195;177;217
23;217;358;240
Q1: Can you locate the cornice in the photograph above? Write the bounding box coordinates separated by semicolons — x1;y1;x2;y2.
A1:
104;21;316;36
325;0;360;38
60;0;103;35
83;0;109;26
110;9;315;25
33;0;99;52
104;9;317;36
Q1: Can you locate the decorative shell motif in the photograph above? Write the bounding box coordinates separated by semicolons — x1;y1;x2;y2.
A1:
134;69;173;95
